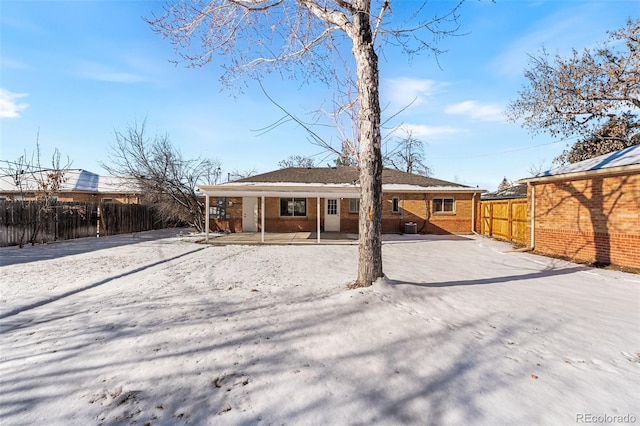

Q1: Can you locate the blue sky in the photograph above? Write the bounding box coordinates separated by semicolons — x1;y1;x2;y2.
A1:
1;0;637;191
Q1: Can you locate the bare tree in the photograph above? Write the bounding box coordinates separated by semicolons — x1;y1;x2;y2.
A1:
554;116;640;164
148;0;464;287
0;137;71;247
508;19;640;164
227;167;258;181
384;129;432;176
102;119;222;232
278;155;316;168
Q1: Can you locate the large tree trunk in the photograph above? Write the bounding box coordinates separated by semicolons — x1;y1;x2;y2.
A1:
352;2;383;287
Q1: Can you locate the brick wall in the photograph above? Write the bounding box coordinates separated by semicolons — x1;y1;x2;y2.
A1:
528;172;640;269
263;197;321;232
209;197;243;232
213;192;479;235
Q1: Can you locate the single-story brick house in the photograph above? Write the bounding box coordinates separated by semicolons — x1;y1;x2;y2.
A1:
198;167;485;242
518;145;640;269
0;169;141;204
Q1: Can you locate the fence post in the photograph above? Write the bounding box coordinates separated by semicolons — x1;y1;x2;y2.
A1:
96;204;101;238
507;200;512;241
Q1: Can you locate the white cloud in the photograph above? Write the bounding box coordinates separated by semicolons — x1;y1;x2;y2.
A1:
491;2;618;78
75;61;149;84
384;78;446;107
444;100;504;122
1;57;30;70
399;123;463;138
0;89;28;119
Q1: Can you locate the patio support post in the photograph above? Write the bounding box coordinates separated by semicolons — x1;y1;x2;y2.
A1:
261;196;265;243
205;194;210;243
317;197;321;243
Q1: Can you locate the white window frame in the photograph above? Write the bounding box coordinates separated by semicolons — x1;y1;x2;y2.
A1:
279;198;307;217
392;197;400;213
433;197;455;213
349;198;359;213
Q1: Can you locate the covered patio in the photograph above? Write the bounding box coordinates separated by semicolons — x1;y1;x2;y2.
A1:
199;183;359;244
204;231;359;245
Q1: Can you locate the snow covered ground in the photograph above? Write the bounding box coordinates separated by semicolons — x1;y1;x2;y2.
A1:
1;230;638;425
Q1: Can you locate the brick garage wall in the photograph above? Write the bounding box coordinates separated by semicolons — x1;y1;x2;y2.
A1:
381;192;476;234
341;193;476;234
429;192;476;234
529;173;640;269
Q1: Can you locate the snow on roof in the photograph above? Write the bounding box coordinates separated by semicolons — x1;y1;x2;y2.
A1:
209;181;482;194
522;145;640;182
203;167;485;196
481;184;527;200
0;169;140;194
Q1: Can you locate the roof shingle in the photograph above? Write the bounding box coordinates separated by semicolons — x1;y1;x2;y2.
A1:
235;167;471;188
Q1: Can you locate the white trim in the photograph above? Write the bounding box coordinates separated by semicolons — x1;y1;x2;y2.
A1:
205;194;210;243
518;163;640;184
433;197;456;213
325;198;340;232
391;197;400;213
199;183;484;198
261;196;265;243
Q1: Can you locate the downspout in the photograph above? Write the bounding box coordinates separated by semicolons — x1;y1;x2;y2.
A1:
418;194;428;234
530;183;535;250
471;192;479;235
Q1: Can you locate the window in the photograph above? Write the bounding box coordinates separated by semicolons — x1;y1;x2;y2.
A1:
349;198;359;213
327;199;338;215
209;197;226;219
392;197;400;213
280;198;307;217
433;198;455;213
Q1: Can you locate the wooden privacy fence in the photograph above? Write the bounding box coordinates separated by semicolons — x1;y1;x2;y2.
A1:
99;202;155;236
0;201;159;247
481;199;527;245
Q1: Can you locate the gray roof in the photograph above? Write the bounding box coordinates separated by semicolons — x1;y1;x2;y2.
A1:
523;144;640;182
0;169;140;194
481;183;527;200
235;167;472;188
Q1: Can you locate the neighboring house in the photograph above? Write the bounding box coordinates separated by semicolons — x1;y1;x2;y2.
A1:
0;169;141;204
199;167;485;241
481;183;527;201
518;145;640;269
480;184;528;245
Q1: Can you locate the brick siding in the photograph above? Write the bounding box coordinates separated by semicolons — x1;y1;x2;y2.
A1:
528;173;640;269
211;193;478;235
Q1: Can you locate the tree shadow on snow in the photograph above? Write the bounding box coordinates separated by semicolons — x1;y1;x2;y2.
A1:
0;228;189;267
0;254;562;426
386;265;591;287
